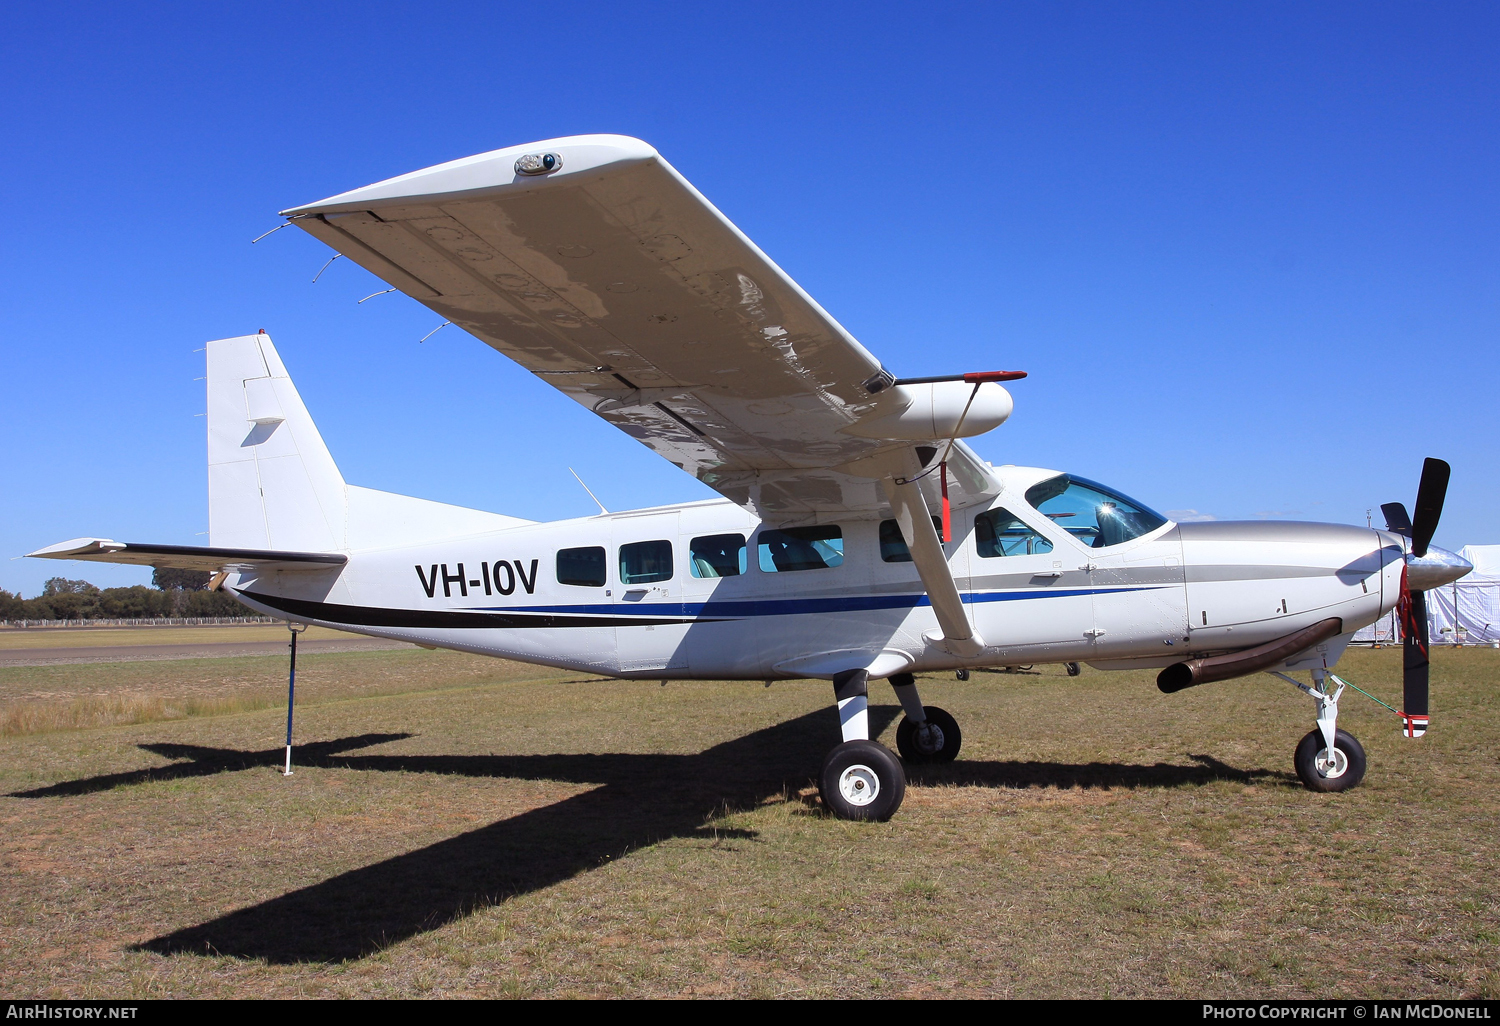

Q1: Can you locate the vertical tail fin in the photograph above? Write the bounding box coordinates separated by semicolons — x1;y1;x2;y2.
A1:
207;333;347;552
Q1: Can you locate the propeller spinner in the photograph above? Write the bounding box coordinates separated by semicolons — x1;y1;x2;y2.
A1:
1382;458;1471;738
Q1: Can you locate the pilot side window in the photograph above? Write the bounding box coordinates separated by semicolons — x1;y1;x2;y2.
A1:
1024;474;1167;549
975;508;1054;558
557;546;607;587
758;526;844;572
620;540;673;584
879;517;944;563
690;534;746;578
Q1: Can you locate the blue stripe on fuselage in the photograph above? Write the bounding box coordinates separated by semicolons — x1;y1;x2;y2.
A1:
466;586;1161;620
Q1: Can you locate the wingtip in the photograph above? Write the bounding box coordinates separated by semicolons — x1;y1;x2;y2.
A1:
278;134;661;218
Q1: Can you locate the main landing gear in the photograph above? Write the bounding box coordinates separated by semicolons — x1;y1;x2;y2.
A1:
819;670;962;820
1270;668;1368;792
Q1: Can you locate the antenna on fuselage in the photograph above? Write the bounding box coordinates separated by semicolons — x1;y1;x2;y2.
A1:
569;467;610;516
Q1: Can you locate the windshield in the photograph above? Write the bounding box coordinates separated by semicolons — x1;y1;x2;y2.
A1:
1024;475;1168;549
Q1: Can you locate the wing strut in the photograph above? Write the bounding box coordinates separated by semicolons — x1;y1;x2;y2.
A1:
882;476;985;658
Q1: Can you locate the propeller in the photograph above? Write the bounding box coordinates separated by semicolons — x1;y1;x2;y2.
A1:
1382;458;1453;738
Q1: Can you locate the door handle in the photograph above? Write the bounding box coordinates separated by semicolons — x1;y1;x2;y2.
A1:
1032;571;1064;579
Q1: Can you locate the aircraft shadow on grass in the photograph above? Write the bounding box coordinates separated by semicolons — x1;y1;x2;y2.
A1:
9;706;1277;964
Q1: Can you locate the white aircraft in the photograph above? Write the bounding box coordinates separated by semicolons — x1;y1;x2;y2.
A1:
30;135;1472;820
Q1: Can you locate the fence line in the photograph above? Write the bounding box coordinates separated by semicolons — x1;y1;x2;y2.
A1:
1;616;280;629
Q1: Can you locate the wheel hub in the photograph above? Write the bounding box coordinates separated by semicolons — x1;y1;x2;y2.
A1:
1315;746;1348;779
838;764;881;806
915;722;946;755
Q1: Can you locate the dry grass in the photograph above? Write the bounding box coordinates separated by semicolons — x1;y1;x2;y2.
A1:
0;648;571;736
0;624;354;651
0;644;1496;998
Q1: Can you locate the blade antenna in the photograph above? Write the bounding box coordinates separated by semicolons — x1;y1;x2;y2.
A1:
569;468;609;516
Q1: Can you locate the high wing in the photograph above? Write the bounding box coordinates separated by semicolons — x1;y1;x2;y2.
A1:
27;538;347;573
280;135;1008;525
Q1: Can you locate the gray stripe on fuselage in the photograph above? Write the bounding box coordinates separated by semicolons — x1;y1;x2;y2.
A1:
1184;565;1335;583
1176;521;1373;544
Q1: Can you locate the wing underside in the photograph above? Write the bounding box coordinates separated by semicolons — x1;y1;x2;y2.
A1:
281;135;1000;523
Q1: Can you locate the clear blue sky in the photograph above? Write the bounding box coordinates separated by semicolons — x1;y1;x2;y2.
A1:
2;2;1496;596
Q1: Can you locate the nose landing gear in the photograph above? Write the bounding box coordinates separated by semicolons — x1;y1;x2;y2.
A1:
1270;668;1368;792
1293;728;1367;791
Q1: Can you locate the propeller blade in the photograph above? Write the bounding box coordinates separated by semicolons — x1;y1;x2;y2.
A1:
1380;502;1412;536
1409;458;1451;557
1398;566;1430;738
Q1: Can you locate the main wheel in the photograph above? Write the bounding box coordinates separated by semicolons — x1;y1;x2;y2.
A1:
895;706;962;764
819;740;906;821
1065;662;1082;677
1294;728;1367;792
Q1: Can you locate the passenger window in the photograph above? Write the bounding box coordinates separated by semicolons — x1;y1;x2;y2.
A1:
1024;474;1167;549
690;534;746;578
758;526;844;572
879;517;944;563
620;540;673;584
557;546;606;587
975;508;1054;558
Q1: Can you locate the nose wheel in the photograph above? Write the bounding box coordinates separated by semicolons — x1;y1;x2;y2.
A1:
1294;728;1367;792
1269;669;1369;793
820;740;906;820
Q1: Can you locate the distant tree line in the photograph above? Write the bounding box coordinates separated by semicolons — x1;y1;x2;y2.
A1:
0;569;250;620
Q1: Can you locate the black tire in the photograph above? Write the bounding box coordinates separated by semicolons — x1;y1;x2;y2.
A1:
1294;728;1367;792
895;706;962;764
1066;662;1082;677
955;668;970;681
819;740;906;821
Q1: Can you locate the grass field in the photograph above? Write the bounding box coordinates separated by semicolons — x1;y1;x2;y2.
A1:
0;624;354;650
1;641;1496;998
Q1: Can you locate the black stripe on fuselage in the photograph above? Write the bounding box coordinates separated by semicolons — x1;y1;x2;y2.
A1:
238;591;718;629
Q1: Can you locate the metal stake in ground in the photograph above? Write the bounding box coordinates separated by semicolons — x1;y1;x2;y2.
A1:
283;623;307;776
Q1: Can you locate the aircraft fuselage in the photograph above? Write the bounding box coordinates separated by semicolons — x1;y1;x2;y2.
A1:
231;466;1408;682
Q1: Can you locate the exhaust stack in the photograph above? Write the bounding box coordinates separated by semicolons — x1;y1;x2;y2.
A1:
1158;617;1345;694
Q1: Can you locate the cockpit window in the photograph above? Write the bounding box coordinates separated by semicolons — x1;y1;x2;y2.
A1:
1024;475;1167;549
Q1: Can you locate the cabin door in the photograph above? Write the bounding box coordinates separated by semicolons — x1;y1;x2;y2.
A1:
612;511;688;674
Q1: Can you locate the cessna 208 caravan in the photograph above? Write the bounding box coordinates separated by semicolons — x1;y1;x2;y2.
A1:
31;135;1473;820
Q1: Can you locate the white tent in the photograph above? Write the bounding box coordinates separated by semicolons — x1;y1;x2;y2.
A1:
1353;545;1500;645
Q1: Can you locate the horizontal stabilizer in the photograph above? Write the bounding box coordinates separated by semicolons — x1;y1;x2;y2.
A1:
28;538;347;573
